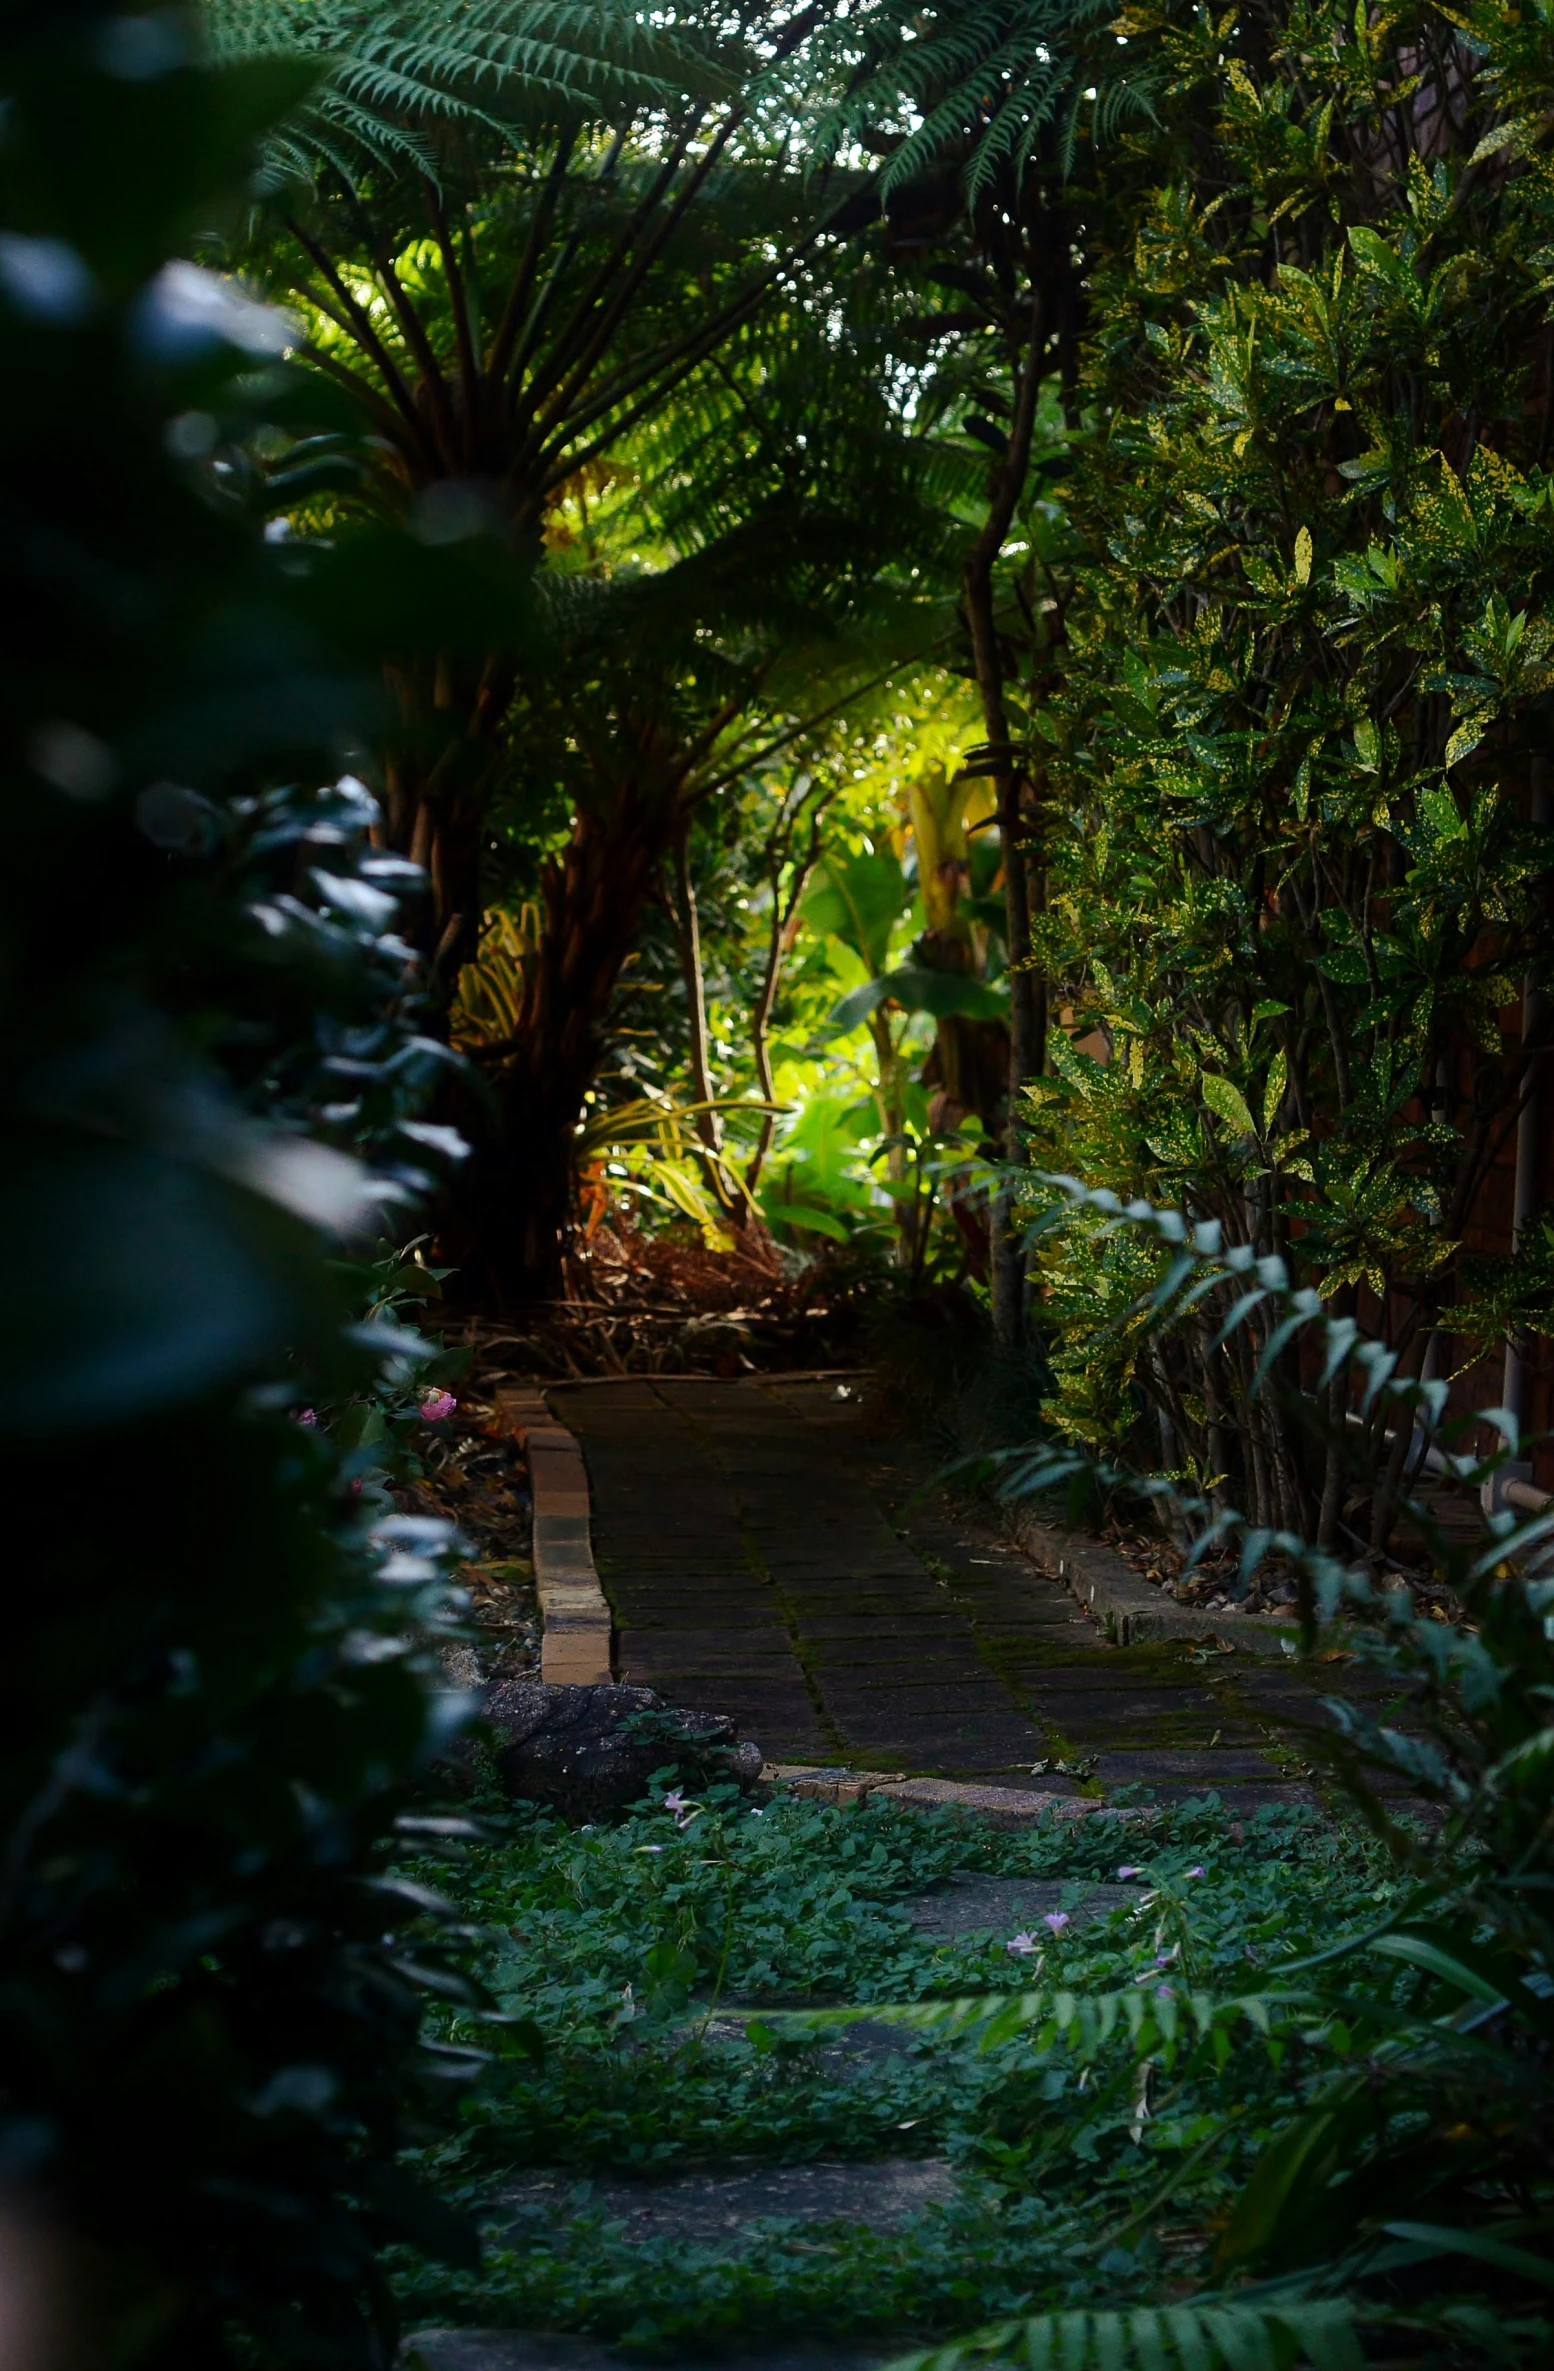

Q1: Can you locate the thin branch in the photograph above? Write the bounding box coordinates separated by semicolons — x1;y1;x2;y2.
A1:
341;187;462;468
426;177;484;454
485;125;580;388
514;110;710;423
283;214;440;470
525;111;743;442
688;642;949;811
746;787;835;1193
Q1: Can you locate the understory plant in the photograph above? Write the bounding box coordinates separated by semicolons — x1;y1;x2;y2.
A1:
903;1179;1554;2365
1014;0;1554;1552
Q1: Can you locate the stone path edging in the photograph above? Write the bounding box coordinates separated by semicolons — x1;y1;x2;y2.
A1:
764;1763;1126;1821
1007;1510;1300;1660
494;1385;612;1685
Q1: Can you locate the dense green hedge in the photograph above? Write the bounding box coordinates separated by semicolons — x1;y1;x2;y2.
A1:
1024;0;1554;1531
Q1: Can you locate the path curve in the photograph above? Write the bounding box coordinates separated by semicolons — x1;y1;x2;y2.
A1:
549;1376;1327;1809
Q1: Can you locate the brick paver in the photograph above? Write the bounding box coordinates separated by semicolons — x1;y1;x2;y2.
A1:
549;1375;1342;1807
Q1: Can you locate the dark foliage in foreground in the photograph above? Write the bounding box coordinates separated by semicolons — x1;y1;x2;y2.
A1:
0;10;479;2365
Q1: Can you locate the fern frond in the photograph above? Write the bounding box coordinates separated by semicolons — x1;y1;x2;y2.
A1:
812;0;1122;200
203;1;728;184
885;2299;1365;2371
780;1982;1317;2063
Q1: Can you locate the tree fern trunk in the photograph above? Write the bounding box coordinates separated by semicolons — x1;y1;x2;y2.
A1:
381;652;519;999
450;790;678;1299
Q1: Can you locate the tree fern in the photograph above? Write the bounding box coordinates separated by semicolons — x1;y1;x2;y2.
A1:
884;2299;1366;2371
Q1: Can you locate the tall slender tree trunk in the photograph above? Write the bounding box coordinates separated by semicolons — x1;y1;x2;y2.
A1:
961;296;1047;1347
673;839;730;1152
745;801;829;1197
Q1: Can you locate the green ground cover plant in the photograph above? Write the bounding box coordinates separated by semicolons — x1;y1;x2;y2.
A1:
390;1788;1407;2354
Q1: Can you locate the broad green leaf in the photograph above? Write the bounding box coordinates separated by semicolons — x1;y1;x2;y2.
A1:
885;964;1010;1020
1348;225;1409;286
803;852;912;973
1262;1052;1287;1133
1417;787;1465;845
1381;2221;1554;2288
826;977;892;1032
1215;2101;1347;2266
1367;1929;1508;2007
767;1201;852;1241
1202;1075;1257;1138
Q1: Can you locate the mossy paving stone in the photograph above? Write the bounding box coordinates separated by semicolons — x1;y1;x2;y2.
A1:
551;1379;1328;1797
905;1873;1137;1937
495;2158;958;2249
409;2165;956;2367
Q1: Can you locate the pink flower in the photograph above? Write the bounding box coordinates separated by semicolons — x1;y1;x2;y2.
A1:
1006;1931;1042;1957
1155;1983;1175;2002
1117;1865;1142;1880
1184;1864;1205;1879
419;1389;457;1423
1043;1911;1071;1934
294;1407;317;1426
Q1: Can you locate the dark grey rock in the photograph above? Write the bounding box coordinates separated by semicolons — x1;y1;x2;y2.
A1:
906;1875;1138;1941
481;1681;763;1819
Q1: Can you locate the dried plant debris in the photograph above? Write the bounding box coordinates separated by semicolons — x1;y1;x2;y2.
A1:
397;1391;540;1680
469;1220;879;1378
1102;1513;1468;1626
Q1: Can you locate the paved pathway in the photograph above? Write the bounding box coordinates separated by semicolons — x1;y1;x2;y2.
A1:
549;1376;1340;1808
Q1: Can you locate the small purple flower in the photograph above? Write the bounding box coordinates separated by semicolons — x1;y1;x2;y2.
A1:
294;1406;317;1427
1006;1931;1042;1957
1184;1864;1206;1879
663;1786;697;1830
419;1388;457;1423
1117;1865;1142;1880
1042;1911;1071;1935
1156;1982;1175;2002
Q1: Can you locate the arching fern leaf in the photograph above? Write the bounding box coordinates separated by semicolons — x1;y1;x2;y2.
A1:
203;1;728;185
884;2299;1366;2371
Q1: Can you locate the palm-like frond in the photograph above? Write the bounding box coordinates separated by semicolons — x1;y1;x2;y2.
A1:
782;1979;1314;2066
203;1;727;183
885;2299;1365;2371
813;0;1160;200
